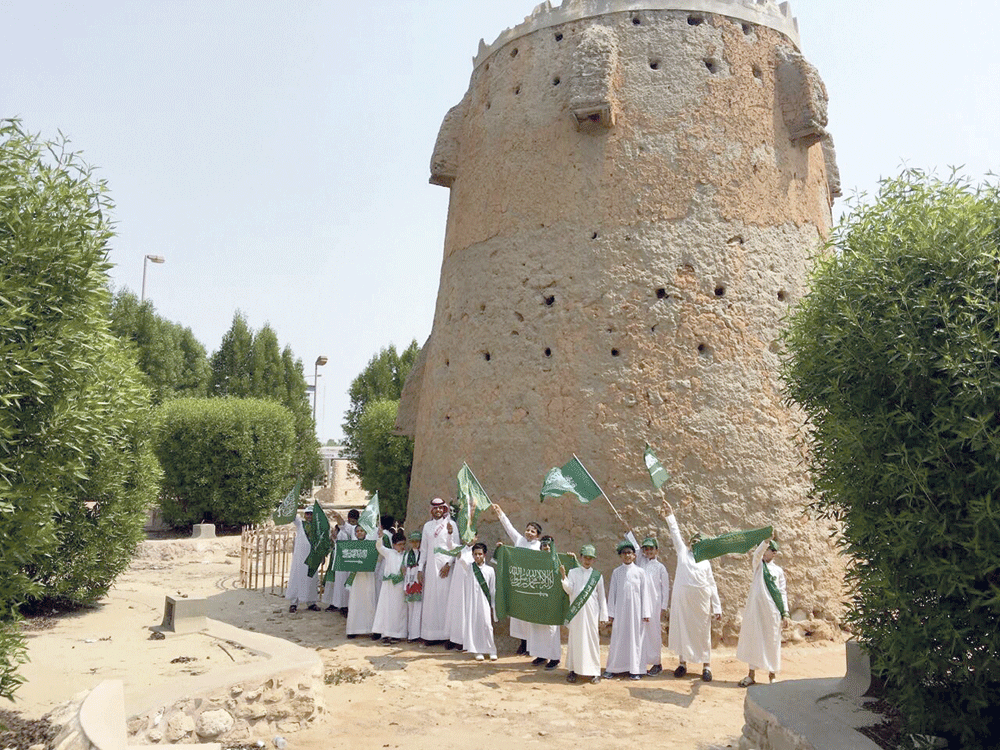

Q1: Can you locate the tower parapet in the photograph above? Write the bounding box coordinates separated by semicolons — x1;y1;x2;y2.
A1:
473;0;801;71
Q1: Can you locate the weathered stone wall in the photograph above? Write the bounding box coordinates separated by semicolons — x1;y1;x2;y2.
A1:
400;0;845;636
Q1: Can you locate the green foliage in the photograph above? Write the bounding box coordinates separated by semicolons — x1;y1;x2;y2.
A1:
108;289;210;403
342;342;420;518
0;119;159;698
155;397;295;527
782;171;1000;749
354;400;413;520
210;311;254;397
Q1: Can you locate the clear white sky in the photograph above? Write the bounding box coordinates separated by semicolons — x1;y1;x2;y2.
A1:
4;1;998;442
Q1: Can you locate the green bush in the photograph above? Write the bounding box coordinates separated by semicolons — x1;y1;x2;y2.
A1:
156;397;295;527
783;171;1000;749
0;119;160;698
354;399;413;520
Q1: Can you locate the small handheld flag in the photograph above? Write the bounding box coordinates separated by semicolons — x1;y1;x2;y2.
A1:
303;501;332;577
644;444;671;489
456;463;492;544
692;526;773;563
272;481;301;525
357;492;381;538
540;457;603;504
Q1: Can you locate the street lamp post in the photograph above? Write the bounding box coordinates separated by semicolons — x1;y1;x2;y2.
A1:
141;254;165;302
313;356;328;425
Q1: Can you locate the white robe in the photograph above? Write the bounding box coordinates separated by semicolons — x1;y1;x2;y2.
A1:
373;530;391;606
322;523;355;607
285;517;319;605
627;533;671;668
418;515;460;640
605;562;652;675
404;547;423;638
736;540;786;673
371;536;408;639
527;621;561;661
345;569;377;636
562;566;608;677
497;510;541;641
666;513;721;664
445;548;470;646
458;547;497;657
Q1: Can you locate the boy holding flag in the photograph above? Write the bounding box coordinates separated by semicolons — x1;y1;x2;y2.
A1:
560;545;608;684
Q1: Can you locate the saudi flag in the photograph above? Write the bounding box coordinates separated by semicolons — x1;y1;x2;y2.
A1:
693;525;773;563
304;501;332;577
540;456;603;504
357;492;380;537
644;444;671;489
494;546;570;626
272;481;301;525
456;463;492;544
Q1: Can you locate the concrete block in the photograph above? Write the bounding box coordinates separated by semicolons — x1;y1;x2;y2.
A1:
837;638;871;697
158;596;208;633
191;523;216;539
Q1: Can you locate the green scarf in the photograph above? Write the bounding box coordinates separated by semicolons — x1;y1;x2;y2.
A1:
762;561;787;617
692;525;772;563
434;546;462;557
564;568;601;625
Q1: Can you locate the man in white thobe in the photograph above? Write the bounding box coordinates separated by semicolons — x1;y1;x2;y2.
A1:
285;511;320;613
603;541;653;680
458;542;498;661
561;544;608;684
491;502;542;655
665;502;722;682
418;498;460;643
626;531;671;675
737;538;787;686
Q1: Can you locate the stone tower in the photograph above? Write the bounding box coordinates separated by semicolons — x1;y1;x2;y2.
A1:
398;0;845;636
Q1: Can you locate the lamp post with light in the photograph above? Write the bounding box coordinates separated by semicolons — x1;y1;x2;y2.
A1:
141;254;165;302
313;356;328;425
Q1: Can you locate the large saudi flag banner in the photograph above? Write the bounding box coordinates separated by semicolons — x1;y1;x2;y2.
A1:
495;546;570;626
332;540;378;572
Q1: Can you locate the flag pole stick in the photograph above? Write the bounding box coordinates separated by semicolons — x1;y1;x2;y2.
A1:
573;454;626;525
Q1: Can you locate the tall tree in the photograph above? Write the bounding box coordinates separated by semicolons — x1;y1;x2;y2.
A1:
0;120;160;697
210;311;254;397
342;341;421;449
783;171;1000;749
250;324;284;400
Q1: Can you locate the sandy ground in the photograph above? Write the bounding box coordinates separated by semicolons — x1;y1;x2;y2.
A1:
1;536;847;750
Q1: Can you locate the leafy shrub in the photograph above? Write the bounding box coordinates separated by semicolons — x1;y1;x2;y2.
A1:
354;399;413;520
156;397;295;527
0;119;159;697
783;171;1000;749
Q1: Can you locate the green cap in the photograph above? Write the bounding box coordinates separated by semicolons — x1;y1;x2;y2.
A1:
768;539;779;552
579;544;597;558
641;537;658;549
616;540;636;554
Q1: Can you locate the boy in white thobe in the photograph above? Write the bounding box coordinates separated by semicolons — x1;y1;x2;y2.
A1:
625;531;671;676
527;536;562;669
737;538;787;686
418;498;460;643
403;531;423;641
458;542;498;661
285;511;320;613
324;509;358;613
603;541;653;680
561;544;608;684
345;526;378;638
372;530;409;642
444;540;469;650
491;502;542;655
665;502;722;682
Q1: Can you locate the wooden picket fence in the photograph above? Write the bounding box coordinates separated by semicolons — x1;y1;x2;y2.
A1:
239;524;296;595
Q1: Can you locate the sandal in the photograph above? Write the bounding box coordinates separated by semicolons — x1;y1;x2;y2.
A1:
738;676;756;688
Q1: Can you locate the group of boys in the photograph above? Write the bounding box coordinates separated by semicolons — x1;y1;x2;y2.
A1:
285;496;788;687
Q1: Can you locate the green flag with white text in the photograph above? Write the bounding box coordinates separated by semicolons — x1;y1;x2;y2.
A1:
272;481;301;525
540;457;603;503
644;444;671;489
304;501;331;577
456;463;492;544
357;492;380;537
495;545;570;626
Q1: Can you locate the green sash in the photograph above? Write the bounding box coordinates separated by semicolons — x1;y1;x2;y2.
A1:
434;546;462;557
564;568;601;625
472;562;491;603
762;561;787;617
383;558;406;585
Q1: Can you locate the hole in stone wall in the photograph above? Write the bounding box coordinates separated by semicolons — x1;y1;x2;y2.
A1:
514;84;521;95
555;32;563;41
649;59;660;70
511;330;519;336
445;359;449;367
611;348;620;357
483;352;491;362
480;303;486;312
656;288;667;299
514;311;524;321
588;113;601;122
544;295;555;306
697;343;712;356
591;231;598;239
544;347;551;357
632;16;641;25
651;324;658;333
777;290;787;302
552;76;561;86
704;58;718;73
486;101;491;110
728;235;745;245
715;285;726;297
752;65;762;80
485;63;490;71
511;48;519;58
445;414;451;421
688;15;704;26
742;22;752;35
